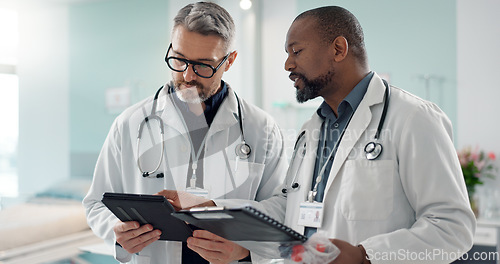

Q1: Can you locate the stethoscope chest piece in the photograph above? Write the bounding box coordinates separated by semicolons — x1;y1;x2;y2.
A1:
363;79;391;161
235;141;251;159
364;141;383;160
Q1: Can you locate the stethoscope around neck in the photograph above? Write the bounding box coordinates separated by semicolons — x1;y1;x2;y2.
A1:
282;79;391;194
364;79;390;160
136;85;251;178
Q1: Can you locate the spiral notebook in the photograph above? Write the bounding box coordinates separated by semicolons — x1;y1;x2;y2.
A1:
172;206;307;242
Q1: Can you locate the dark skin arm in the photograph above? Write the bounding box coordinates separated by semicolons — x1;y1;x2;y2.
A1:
156;190;371;263
328;239;370;264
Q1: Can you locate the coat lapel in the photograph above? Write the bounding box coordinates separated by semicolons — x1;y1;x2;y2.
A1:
206;86;238;139
300;115;323;200
323;74;387;196
288;115;322;234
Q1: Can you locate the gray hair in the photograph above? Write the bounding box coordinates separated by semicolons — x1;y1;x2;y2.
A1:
173;2;235;53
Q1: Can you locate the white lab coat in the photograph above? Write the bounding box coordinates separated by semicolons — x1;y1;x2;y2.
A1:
221;73;476;263
83;83;288;264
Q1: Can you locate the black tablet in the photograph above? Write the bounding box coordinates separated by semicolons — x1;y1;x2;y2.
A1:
101;192;192;241
172;206;307;242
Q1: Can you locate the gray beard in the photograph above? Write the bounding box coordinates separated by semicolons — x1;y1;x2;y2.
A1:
174;86;206;104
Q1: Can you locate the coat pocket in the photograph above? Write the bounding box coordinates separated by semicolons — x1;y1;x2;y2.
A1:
208;159;265;200
340;160;394;221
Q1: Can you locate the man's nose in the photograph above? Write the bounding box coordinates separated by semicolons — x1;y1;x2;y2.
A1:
284;56;295;72
183;65;197;82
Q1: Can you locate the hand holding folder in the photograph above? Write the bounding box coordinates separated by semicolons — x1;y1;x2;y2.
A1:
101;192;193;241
172;206;307;242
155;189;216;210
172;206;309;260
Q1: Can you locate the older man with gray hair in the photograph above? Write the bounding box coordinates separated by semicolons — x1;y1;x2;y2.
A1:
83;2;288;264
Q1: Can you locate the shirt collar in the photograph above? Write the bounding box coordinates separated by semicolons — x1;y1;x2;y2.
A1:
204;80;228;115
317;71;374;121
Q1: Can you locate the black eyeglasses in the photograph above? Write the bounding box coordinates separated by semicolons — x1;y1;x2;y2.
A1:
165;43;230;79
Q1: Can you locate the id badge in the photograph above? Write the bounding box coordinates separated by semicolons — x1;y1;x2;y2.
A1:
186;187;210;199
297;202;324;228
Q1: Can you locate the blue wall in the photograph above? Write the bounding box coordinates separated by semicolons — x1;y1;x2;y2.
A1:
69;0;169;154
68;0;171;176
67;0;458;176
297;0;457;129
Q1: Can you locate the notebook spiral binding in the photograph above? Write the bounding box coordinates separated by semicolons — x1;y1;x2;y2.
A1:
244;206;307;242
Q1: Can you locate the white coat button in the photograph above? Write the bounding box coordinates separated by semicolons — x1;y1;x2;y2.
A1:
333;122;339;128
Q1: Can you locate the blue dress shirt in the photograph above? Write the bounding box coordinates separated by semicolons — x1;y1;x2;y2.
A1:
305;72;374;237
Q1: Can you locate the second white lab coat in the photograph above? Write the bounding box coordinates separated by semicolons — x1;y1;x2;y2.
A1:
83;83;288;264
222;73;476;263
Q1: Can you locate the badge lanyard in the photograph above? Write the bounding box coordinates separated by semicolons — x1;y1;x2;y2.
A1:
309;112;353;202
298;113;353;228
187;132;210;189
171;96;210;198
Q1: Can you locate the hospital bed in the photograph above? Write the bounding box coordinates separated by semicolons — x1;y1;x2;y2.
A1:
0;178;109;264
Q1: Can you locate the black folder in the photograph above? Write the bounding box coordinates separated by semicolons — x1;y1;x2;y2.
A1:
172;206;307;242
101;192;192;241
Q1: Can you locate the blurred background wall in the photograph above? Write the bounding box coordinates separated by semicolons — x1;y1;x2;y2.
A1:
0;0;498;197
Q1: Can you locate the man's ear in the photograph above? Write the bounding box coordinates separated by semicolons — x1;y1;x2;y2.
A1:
331;36;348;62
225;50;238;71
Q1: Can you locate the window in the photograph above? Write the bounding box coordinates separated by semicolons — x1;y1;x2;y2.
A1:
0;8;19;198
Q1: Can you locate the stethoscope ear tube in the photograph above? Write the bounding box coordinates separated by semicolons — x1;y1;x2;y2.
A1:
283;79;391;192
137;116;165;177
363;79;390;160
137;85;252;179
233;92;251;160
374;79;390;139
137;86;166;178
282;130;306;193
